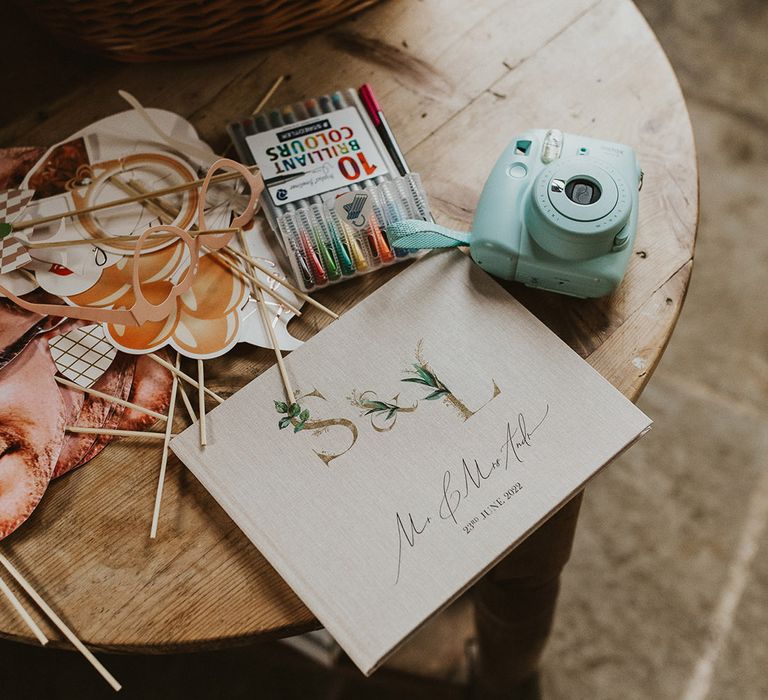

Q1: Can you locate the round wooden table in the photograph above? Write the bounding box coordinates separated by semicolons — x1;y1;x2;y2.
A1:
0;0;697;687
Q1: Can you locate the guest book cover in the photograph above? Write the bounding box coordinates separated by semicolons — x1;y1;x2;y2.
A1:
171;251;652;675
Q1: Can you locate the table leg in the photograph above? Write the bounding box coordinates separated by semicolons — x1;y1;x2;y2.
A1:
472;492;583;697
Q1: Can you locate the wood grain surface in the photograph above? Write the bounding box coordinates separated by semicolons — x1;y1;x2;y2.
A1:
0;0;697;651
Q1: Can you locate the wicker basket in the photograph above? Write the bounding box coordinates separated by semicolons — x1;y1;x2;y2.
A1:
17;0;381;62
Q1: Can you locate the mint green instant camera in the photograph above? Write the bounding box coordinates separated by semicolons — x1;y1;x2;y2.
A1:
470;129;642;298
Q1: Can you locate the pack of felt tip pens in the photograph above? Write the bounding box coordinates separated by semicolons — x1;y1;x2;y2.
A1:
227;85;432;291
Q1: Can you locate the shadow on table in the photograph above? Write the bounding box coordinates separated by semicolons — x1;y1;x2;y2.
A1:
0;637;464;700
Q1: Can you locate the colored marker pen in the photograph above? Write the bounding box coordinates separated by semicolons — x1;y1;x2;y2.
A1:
304;98;355;276
331;90;394;264
359;83;410;177
269;109;326;286
378;180;411;258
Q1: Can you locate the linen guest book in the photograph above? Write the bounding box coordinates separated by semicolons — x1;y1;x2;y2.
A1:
171;251;652;674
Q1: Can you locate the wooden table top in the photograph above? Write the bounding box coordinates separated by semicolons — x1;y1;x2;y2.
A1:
0;0;697;651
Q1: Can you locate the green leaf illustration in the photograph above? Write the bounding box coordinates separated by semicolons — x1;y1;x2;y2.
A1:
413;365;438;387
278;416;291;429
274;400;289;414
425;389;449;400
387;408;397;420
294;420;306;433
0;223;12;239
299;409;310;422
288;403;301;417
401;377;431;386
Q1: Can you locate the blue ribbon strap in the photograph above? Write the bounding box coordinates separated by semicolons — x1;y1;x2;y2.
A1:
384;219;471;250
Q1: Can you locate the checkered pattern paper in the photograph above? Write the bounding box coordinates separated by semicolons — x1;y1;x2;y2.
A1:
48;324;117;388
0;235;32;274
0;189;34;224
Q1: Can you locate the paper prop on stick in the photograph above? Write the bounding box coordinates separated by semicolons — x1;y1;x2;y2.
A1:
0;158;262;329
4;106;305;352
48;324;117;388
0;189;35;274
0;235;31;275
68;244;249;359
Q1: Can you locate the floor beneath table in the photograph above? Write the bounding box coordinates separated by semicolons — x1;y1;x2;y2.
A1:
2;1;767;698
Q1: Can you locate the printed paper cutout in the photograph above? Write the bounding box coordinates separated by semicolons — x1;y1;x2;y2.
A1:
26;138;89;200
3;107;300;352
0;188;34;223
66;241;248;359
48;324;117;388
235;216;305;351
0;188;36;275
67;152;199;255
0;335;74;541
0;158;262;329
0;235;31;274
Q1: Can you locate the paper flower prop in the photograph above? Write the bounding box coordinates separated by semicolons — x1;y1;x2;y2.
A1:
0;189;34;274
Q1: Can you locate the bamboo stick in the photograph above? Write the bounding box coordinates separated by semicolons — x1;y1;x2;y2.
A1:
24;227;238;251
55;376;167;422
252;75;285;115
197;360;207;447
238;230;294;404
65;426;173;439
147;354;224;404
150;355;180;539
177;381;197;423
109;176;174;224
15;166;260;231
0;553;122;692
0;572;49;646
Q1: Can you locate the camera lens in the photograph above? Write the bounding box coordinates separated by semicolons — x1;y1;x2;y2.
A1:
565;178;601;205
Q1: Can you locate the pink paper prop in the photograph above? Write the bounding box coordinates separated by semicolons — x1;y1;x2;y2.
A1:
0;158;263;326
0;339;173;540
48;324;117;388
52;351;173;479
0;336;74;540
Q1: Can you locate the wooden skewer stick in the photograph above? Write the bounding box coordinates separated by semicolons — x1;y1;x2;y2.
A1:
109;175;175;224
255;286;294;403
252;75;285;116
223;246;339;320
127;178;180;220
65;426;174;439
210;252;302;317
15;166;260;231
0;572;49;646
0;553;122;692
147;353;224;404
55;376;167;422
197;359;207;447
238;231;295;403
177;380;197;423
24;227;238;251
150;355;180;539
